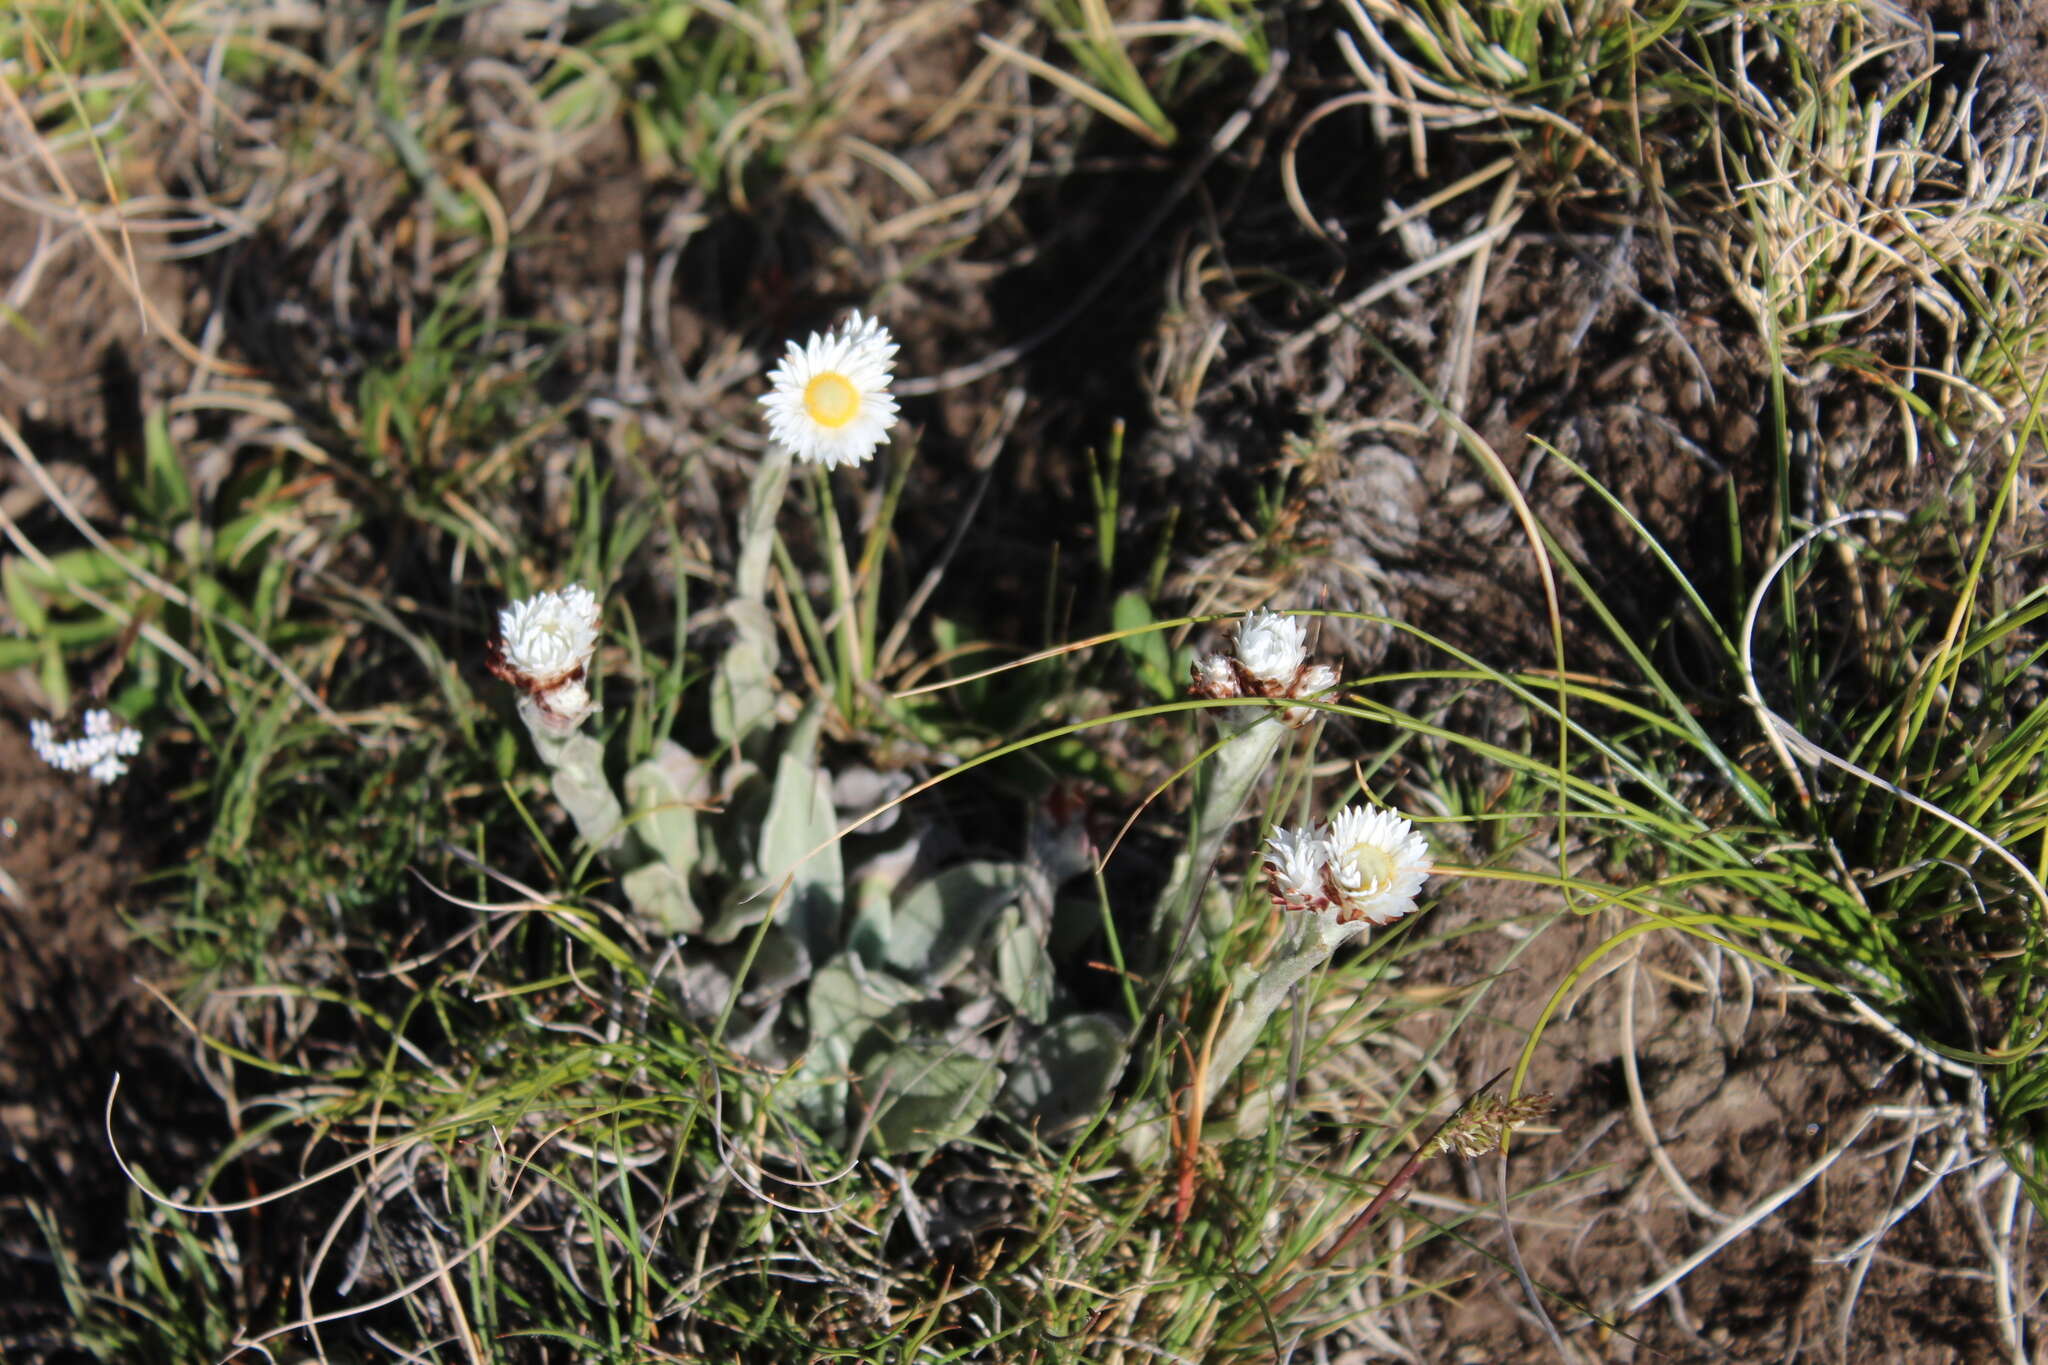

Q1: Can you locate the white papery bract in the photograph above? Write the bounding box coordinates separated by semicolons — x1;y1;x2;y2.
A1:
1282;662;1342;729
1234;608;1307;689
499;584;600;688
760;311;900;468
1325;803;1431;926
30;709;142;785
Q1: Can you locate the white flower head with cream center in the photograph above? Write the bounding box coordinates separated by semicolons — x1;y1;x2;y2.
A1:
31;709;143;785
1234;609;1307;689
761;311;900;468
499;584;599;688
1325;803;1430;926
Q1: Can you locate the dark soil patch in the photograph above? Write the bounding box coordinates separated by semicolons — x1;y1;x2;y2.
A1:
1913;0;2048;108
0;720;183;1356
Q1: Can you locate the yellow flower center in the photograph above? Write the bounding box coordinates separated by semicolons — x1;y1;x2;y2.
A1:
1342;843;1394;895
803;372;861;429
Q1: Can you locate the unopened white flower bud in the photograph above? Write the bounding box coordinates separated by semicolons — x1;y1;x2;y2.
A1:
1282;662;1342;728
1234;609;1307;691
1190;653;1242;699
498;584;599;689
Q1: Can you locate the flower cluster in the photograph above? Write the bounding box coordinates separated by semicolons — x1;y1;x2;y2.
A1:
30;709;142;785
1188;608;1340;727
1262;802;1431;929
488;584;601;733
760;312;901;468
1430;1092;1554;1159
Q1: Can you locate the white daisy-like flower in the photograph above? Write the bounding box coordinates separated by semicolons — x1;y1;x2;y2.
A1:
1263;825;1332;913
760;311;900;468
30;709;143;785
498;584;600;688
1234;609;1307;690
1324;803;1431;926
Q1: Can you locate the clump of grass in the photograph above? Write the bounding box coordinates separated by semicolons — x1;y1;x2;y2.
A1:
1697;3;2048;466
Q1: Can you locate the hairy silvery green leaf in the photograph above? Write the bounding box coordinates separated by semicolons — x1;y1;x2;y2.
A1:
864;1041;1003;1155
702;877;773;945
733;441;790;604
624;741;705;873
733;924;812;1032
991;904;1053;1024
832;764;912;835
1146;715;1285;973
669;951;736;1022
883;861;1024;987
847;884;892;967
810;952;924;1040
847;835;923;966
710;598;779;747
620;861;700;935
758;703;844;964
1001;1014;1127;1139
530;725;623;851
712;444;791;746
795;954;923;1135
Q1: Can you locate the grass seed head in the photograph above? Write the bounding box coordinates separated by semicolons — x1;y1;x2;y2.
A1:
1431;1092;1554;1160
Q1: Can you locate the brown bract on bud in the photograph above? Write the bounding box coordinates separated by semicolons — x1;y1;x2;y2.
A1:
1190;653;1249;700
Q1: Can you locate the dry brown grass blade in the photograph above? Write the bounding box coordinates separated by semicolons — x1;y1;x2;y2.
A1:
0;54;251;379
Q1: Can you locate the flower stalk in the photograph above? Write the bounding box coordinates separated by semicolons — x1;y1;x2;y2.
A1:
490;584;621;850
1146;609;1344;975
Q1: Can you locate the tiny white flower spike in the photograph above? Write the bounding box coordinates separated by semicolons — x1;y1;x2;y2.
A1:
1324;803;1431;926
498;583;600;689
1234;608;1307;692
760;311;901;468
30;709;143;785
1263;825;1333;914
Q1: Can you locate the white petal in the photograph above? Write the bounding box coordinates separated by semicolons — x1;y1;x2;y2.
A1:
1234;608;1307;687
500;584;600;685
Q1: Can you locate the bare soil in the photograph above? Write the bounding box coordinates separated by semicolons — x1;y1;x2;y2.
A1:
0;720;171;1356
1402;881;2029;1363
